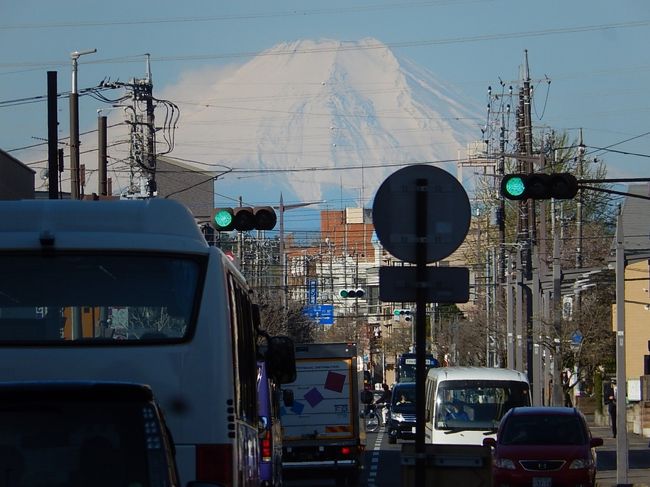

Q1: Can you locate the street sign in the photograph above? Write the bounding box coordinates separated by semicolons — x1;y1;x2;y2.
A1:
307;279;318;305
379;266;470;303
570;329;583;352
372;165;471;263
303;304;334;326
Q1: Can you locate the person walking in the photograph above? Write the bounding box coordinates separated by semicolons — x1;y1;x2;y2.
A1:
606;381;617;438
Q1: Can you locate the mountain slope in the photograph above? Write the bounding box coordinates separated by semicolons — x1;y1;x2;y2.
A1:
161;38;482;206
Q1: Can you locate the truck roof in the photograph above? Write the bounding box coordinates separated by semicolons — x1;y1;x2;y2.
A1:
0;199;208;253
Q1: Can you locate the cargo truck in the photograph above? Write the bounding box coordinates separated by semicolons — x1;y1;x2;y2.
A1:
280;342;366;486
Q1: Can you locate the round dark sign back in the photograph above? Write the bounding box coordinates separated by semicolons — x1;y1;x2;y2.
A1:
372;165;471;263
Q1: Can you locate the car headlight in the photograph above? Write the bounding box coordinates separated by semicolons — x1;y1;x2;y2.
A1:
392;412;405;422
570;457;594;469
494;458;516;470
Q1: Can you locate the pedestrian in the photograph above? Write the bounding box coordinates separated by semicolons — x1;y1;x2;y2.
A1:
605;381;617;438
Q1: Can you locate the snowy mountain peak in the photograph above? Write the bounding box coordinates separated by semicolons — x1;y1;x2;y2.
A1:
162;38;481;206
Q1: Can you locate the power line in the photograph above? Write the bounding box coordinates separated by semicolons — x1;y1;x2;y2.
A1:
2;20;648;70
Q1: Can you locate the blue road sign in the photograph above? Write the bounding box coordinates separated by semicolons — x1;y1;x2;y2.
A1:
303;304;334;326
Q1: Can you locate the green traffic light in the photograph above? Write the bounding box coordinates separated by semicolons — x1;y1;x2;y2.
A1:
340;290;349;298
214;210;233;228
504;176;526;198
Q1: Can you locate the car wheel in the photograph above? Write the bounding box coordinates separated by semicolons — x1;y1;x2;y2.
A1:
388;435;397;444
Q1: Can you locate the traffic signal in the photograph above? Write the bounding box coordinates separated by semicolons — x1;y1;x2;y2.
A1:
501;173;578;200
211;206;277;232
393;309;413;321
340;288;365;299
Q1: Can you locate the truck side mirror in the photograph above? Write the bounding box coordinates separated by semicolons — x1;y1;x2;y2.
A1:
282;389;295;407
266;335;297;384
360;390;373;405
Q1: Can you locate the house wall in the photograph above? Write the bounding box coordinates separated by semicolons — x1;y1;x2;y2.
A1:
618;260;650;382
0;149;35;200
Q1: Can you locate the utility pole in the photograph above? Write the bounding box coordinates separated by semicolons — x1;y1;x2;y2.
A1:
69;48;96;200
97;112;108;196
575;129;585;318
47;71;59;199
615;205;629;484
552;225;563;405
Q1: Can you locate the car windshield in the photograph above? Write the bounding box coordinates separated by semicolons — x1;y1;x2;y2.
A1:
0;253;203;343
392;385;415;413
501;414;587;445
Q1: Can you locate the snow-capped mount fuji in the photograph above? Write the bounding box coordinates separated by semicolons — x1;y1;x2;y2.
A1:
162;38;482;206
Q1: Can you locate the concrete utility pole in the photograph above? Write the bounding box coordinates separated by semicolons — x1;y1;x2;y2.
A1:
615;206;629;485
575;129;585;319
69;48;96;200
552;225;563;406
277;195;324;310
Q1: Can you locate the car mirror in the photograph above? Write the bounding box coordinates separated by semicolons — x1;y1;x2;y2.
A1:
482;437;497;448
591;437;604;447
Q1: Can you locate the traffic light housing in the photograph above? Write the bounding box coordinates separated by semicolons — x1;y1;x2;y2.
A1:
501;173;578;200
393;309;413;321
211;206;277;232
340;288;365;299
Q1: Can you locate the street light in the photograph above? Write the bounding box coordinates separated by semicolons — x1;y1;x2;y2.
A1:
277;193;325;310
70;48;97;200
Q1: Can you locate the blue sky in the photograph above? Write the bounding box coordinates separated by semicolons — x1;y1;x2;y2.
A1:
1;0;649;221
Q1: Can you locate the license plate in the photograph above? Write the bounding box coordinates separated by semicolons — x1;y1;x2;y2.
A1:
533;478;552;487
411;427;416;433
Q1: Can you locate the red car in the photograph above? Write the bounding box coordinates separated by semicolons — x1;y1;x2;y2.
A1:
483;406;603;487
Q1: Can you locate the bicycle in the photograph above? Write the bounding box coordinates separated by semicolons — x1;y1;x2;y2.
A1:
365;403;388;433
365;404;381;433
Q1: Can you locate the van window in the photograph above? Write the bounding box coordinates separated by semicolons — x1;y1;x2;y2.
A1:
0;253;203;343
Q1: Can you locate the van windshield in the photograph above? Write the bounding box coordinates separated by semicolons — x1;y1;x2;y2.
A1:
0;252;203;343
435;379;530;431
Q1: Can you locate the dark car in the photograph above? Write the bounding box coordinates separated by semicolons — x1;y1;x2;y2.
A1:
483;406;603;487
386;382;416;444
0;381;192;487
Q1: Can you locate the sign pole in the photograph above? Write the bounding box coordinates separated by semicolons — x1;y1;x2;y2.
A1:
415;177;428;487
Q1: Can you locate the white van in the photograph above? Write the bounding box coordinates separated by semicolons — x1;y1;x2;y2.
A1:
424;367;531;445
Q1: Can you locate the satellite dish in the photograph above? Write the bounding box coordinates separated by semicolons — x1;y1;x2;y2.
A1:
39;168;48;180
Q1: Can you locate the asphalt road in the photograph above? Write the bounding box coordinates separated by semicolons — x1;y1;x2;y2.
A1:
285;421;650;486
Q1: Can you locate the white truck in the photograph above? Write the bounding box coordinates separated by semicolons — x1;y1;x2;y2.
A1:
280;342;366;486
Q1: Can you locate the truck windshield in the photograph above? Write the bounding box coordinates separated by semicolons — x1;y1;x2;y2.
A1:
0;252;203;343
397;354;438;382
